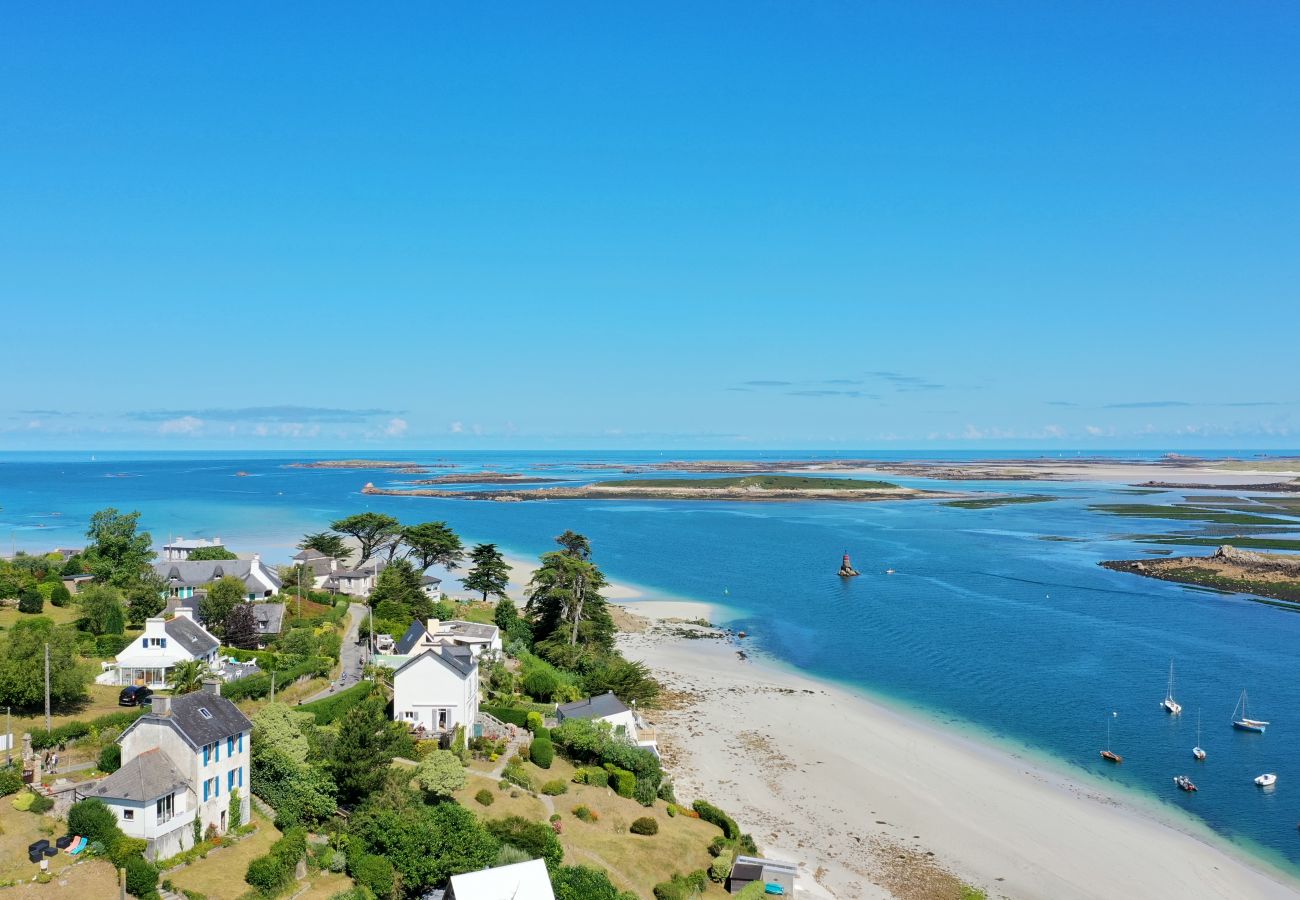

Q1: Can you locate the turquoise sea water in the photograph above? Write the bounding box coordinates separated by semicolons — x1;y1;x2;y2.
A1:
4;449;1300;873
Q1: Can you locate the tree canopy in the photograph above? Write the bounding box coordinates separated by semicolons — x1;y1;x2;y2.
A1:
400;521;464;573
0;617;88;708
225;603;259;650
328;514;401;567
168;660;210;695
465;543;510;603
526;533;615;657
187;545;237;561
83;508;155;587
349;794;498;896
78;584;126;636
328;696;413;805
415;749;466;799
199;575;247;634
298;532;352;564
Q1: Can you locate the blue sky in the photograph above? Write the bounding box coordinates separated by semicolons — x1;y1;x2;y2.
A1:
2;2;1297;450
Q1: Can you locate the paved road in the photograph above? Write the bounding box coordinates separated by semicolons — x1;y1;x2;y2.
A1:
302;601;369;703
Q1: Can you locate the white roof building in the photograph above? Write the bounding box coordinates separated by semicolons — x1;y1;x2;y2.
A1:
447;858;555;900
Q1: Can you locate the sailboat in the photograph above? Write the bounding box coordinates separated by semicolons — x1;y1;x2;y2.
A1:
1232;690;1269;733
1162;660;1182;715
1193;711;1206;761
1100;711;1122;763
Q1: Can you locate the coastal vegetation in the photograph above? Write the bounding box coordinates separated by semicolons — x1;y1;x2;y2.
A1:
943;494;1056;509
1102;545;1300;607
1089;503;1296;527
609;474;898;490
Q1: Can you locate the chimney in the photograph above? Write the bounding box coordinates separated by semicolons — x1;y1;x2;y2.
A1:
201;678;221;697
153;696;172;716
214;537;222;546
427;619;441;636
173;607;193;621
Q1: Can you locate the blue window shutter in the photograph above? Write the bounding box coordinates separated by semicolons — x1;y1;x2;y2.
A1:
203;780;209;801
215;741;220;762
238;766;243;787
203;745;210;766
215;777;220;797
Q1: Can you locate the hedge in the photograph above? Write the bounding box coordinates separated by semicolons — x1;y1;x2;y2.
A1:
223;656;328;703
32;709;146;750
481;705;531;728
297;681;373;725
349;853;395;899
603;764;635;799
124;855;159;898
692;800;740;840
0;767;23;796
245;826;307;896
653;870;709;900
572;767;609;788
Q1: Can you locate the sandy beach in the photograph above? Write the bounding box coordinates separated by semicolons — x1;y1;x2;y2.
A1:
616;601;1300;900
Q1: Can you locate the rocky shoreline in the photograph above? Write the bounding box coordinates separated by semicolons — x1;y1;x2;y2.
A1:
361;481;954;503
1101;545;1300;606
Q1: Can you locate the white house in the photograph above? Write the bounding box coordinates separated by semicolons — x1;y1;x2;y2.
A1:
292;548;340;588
448;858;554;900
324;565;379;597
153;556;282;602
162;537;225;561
393;618;502;660
86;686;252;860
110;609;221;689
557;691;658;757
390;645;479;737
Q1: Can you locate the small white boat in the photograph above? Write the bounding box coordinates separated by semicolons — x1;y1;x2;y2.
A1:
1162;660;1182;715
1255;773;1277;787
885;568;896;575
1174;775;1198;792
1193;711;1206;761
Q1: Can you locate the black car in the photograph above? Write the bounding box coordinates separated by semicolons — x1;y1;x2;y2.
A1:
118;685;153;707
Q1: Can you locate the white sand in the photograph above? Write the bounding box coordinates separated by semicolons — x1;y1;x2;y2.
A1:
619;606;1300;900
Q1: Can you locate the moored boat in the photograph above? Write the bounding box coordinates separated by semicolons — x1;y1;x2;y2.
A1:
1193;711;1206;761
1162;660;1182;715
1255;773;1277;787
1100;711;1122;763
1174;775;1197;792
1232;690;1269;733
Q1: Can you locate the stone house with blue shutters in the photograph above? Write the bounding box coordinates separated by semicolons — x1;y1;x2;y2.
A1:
86;684;252;860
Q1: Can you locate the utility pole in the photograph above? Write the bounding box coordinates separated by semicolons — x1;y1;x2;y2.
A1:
270;672;276;704
6;706;11;766
44;644;51;734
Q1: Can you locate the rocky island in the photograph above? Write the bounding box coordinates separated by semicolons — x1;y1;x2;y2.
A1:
1102;545;1300;607
362;474;956;502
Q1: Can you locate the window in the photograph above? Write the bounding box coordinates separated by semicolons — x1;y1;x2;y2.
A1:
157;793;174;822
238;733;244;753
202;779;210;801
214;776;220;797
203;744;210;766
238;766;243;787
228;769;235;791
214;740;220;762
123;809;134;821
227;736;234;755
198;708;213;720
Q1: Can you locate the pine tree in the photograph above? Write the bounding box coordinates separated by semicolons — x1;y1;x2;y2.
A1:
463;544;510;603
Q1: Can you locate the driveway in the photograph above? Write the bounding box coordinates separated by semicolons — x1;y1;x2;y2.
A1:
302;601;368;703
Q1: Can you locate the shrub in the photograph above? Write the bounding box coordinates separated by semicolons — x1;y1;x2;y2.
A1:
49;585;72;608
630;817;659;836
124;855;159;898
709;849;735;883
475;788;494;806
572;805;598;823
95;633;132;658
0;768;23;797
349;852;395;900
666;804;676;817
533;726;550;741
18;587;43;614
28;793;53;814
11;792;34;811
68;798;122;847
33;709;147;750
529;739;554;769
526;711;544;733
245;825;307;896
522;668;559;701
502;763;533;792
653;870;710;900
634;775;657;807
245;856;285;895
657;779;677;804
98;744;122;774
540;779;567;796
551;864;627;900
485;815;563;870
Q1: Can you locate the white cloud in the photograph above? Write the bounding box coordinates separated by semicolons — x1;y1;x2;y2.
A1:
159;416;203;435
384;418;408;437
449;421;464;434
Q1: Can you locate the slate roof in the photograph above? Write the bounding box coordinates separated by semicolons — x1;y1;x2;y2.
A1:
394;620;427;655
164;615;220;657
124;692;252;751
394;645;477;679
153;559;283;590
251;603;285;635
442;620;498;642
556;691;630;721
90;749;188;803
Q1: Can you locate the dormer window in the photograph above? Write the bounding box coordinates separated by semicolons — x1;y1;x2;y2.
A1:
198;708;213;719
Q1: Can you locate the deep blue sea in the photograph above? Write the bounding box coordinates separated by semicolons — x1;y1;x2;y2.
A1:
4;449;1300;873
